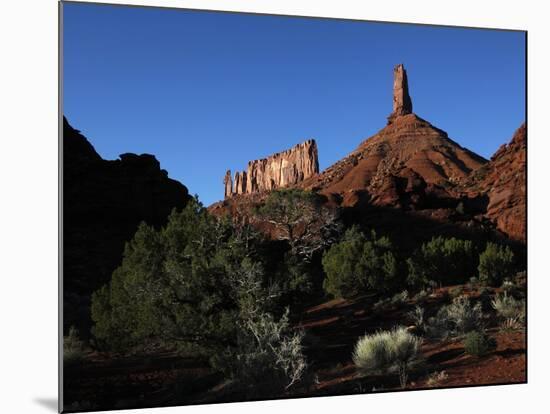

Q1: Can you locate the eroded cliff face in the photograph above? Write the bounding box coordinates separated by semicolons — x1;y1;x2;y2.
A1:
460;124;526;242
213;63;525;247
224;139;319;198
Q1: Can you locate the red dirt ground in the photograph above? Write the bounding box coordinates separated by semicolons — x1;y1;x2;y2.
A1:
63;286;526;411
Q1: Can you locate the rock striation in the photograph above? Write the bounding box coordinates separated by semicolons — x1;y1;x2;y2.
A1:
225;139;319;197
460;124;526;241
212;64;525;247
388;64;413;124
300;113;487;208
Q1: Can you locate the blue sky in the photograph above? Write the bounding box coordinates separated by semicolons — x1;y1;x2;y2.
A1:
63;2;526;206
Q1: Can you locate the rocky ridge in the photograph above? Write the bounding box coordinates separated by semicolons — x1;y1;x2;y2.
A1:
63;117;190;333
213;63;525;245
298;64;487;209
224;139;319;197
459;124;526;241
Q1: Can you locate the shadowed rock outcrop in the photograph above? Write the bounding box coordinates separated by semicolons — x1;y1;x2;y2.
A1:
63;117;190;334
460;124;526;241
224;139;319;197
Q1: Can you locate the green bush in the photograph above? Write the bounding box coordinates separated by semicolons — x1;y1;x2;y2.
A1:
220;309;307;394
478;243;515;286
256;189;341;261
464;330;493;357
352;327;421;388
90;197;308;391
407;237;477;287
322;227;400;298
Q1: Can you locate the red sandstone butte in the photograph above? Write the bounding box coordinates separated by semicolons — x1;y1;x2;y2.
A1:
224;139;319;198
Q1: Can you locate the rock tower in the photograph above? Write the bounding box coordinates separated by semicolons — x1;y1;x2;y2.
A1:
388;63;413;124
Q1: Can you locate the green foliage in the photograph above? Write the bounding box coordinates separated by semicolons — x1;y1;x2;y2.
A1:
464;330;493;357
322;226;400;298
90;197;307;390
407;237;477;287
92;200;241;352
352;327;421;388
256;189;341;261
478;243;515;286
279;253;313;299
64;326;86;366
221;308;307;394
213;258;307;392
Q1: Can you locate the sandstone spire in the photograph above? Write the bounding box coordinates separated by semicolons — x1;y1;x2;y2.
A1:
224;170;232;199
388;64;413;124
234;171;247;195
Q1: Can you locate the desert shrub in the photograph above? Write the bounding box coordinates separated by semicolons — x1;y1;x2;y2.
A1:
426;370;448;387
501;279;515;293
64;326;86;366
352;327;421;388
478;243;515;286
445;296;484;335
514;270;527;286
426;296;483;339
491;293;525;330
221;309;307;393
499;317;524;332
391;290;409;306
408;306;426;334
448;286;464;299
412;289;429;303
500;278;524;299
256;189;342;261
91;198;308;391
92;202;242;352
464;330;493;357
425;308;452;340
478;286;491;296
407;237;477;287
468;276;480;290
278;253;314;299
322;227;401;298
